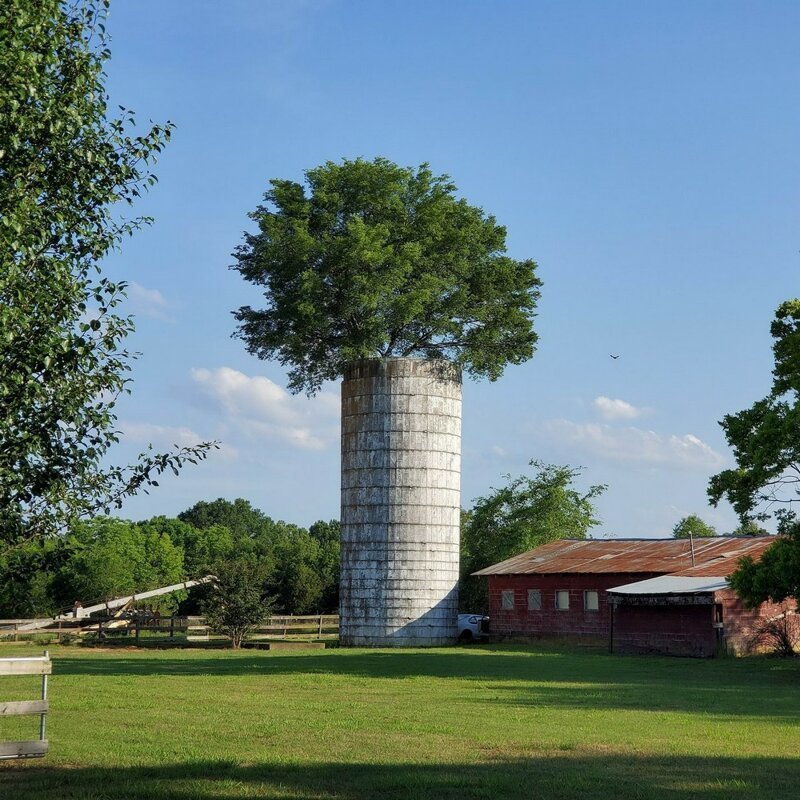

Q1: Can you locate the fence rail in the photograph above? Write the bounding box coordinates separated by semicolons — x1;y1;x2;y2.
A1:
0;619;76;643
186;615;340;642
0;615;340;645
0;652;49;760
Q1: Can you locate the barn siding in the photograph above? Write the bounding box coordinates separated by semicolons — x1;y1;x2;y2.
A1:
487;573;661;638
715;590;796;654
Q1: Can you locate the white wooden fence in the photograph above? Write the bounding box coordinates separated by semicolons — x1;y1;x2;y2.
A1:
0;651;50;760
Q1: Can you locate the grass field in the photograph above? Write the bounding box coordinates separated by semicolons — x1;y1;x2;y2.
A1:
0;643;798;799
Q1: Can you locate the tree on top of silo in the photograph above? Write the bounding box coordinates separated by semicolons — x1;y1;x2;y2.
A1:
231;158;542;394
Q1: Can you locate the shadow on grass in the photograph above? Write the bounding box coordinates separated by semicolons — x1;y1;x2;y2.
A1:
2;755;798;800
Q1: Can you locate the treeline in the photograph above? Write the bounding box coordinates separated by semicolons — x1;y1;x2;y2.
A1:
0;498;339;618
2;462;613;619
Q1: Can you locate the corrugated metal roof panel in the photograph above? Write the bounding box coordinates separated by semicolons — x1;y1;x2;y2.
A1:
472;536;775;576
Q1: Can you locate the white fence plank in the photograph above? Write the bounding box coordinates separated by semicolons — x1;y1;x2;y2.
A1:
0;700;48;716
0;740;48;759
0;657;51;676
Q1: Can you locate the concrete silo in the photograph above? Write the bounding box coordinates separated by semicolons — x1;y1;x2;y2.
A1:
339;358;461;646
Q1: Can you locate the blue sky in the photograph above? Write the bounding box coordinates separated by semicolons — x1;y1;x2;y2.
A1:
103;1;799;536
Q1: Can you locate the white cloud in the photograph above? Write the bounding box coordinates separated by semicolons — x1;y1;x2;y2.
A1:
593;396;647;421
121;421;205;448
190;366;338;451
121;421;237;461
129;282;172;321
545;419;724;470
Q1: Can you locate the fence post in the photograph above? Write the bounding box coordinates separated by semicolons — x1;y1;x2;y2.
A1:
39;650;48;741
135;618;140;645
318;615;323;637
170;616;175;639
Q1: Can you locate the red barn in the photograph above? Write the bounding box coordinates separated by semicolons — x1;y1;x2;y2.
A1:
472;537;793;657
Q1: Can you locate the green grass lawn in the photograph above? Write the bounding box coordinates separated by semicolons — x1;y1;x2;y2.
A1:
0;643;798;799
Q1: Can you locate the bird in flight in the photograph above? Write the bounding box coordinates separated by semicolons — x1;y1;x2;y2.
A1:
610;354;620;359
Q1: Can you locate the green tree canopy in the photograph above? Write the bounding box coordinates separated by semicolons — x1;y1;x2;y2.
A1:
672;515;716;540
232;157;542;395
0;503;340;618
179;498;278;542
708;301;799;607
0;536;68;617
309;519;341;612
728;523;800;608
709;300;800;522
460;462;605;611
0;0;212;545
137;516;234;578
57;517;185;612
729;520;769;537
177;499;340;614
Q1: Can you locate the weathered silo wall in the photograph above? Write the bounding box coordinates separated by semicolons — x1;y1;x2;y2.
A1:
340;358;461;646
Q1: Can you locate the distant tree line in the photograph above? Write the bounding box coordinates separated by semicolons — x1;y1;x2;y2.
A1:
671;515;768;539
0;498;339;619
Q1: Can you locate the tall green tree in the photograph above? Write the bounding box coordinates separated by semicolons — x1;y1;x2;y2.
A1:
460;462;605;611
709;300;800;522
709;300;799;606
0;0;213;546
672;515;716;539
232;157;542;395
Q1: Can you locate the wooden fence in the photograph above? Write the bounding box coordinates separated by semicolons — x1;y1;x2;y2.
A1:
0;651;49;760
186;614;340;642
0;620;73;643
0;615;340;645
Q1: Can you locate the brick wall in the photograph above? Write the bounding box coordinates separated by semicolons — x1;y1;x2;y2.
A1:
488;573;799;657
612;592;798;657
612;604;716;657
487;573;660;639
715;589;797;655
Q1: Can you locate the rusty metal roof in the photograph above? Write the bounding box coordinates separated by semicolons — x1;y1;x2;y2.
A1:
472;537;775;577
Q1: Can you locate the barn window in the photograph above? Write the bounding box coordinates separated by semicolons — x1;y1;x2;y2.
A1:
584;590;599;611
555;590;570;610
501;590;515;610
527;589;542;611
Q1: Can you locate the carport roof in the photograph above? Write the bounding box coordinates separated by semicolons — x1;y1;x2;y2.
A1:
607;576;729;595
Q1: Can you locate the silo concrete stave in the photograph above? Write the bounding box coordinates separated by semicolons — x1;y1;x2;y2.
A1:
340;358;461;646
